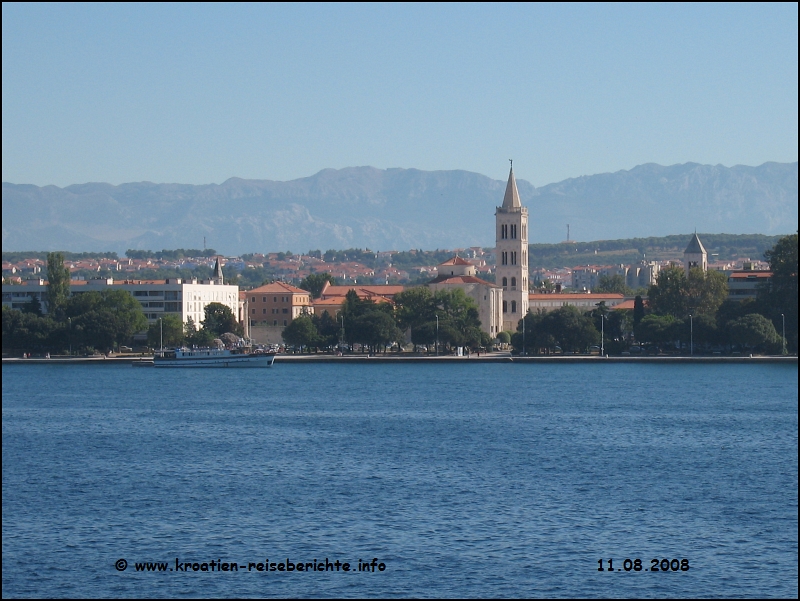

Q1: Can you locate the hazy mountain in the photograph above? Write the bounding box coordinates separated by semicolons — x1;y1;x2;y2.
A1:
2;162;796;255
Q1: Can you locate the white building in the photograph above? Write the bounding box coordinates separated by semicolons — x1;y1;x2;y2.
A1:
2;259;238;329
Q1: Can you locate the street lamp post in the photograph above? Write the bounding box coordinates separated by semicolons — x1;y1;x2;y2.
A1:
601;314;604;357
781;313;786;355
436;315;439;357
689;314;693;356
522;315;526;356
159;317;163;352
68;317;72;356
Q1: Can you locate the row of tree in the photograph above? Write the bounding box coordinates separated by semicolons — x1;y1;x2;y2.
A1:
512;233;797;355
282;288;490;353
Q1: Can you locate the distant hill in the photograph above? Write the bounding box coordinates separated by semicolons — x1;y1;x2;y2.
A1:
2;162;796;255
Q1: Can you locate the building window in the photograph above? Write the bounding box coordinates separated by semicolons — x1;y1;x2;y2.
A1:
502;277;508;288
251;296;256;302
262;297;266;302
511;224;517;239
274;297;277;302
251;308;256;314
282;308;288;314
501;252;508;265
262;308;267;314
274;320;278;326
511;252;517;265
500;224;508;239
503;300;508;313
511;277;516;290
511;300;517;313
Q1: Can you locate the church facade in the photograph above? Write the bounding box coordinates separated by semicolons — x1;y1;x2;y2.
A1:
496;165;529;331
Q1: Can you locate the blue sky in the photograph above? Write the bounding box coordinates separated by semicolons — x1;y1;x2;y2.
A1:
2;2;797;187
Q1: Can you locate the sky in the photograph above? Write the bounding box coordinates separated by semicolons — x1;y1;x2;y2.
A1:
2;2;797;188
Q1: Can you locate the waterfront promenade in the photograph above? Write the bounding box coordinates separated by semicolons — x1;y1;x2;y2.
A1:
3;353;796;365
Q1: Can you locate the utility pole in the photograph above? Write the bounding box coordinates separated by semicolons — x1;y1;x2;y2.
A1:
781;313;786;355
436;315;439;357
689;314;693;356
601;314;604;356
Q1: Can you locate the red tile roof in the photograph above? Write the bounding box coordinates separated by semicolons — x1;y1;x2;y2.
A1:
249;282;311;294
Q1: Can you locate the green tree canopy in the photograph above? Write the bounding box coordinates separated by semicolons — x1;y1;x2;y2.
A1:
201;302;243;337
282;315;319;350
46;252;71;318
147;314;185;349
513;306;599;354
299;273;337;299
762;233;798;351
728;314;782;353
635;314;677;346
65;289;148;351
594;274;633;295
184;317;215;347
648;266;728;318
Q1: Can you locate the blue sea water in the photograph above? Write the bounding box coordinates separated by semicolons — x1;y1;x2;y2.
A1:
2;362;797;598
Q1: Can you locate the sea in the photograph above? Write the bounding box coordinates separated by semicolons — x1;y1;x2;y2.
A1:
2;362;797;598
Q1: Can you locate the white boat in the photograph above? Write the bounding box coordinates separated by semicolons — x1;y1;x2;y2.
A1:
153;347;275;368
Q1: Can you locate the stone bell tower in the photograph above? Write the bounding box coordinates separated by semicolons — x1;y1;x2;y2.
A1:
495;162;528;331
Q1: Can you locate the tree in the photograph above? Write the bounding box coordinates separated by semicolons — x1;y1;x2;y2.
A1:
299;273;336;299
633;295;645;329
547;305;600;352
184;317;214;347
648;266;727;319
511;311;556;355
762;233;798;351
65;290;148;351
282;315;319;351
635;314;676;347
394;287;436;337
311;311;340;348
21;295;44;316
201;302;243;337
496;331;511;345
595;274;633;295
349;310;402;352
46;252;71;318
685;268;728;317
2;306;59;353
728;314;782;353
147;314;185;349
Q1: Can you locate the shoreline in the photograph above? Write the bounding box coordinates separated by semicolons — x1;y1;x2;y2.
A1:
2;354;796;365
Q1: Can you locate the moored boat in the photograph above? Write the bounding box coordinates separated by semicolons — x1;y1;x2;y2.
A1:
153;347;275;368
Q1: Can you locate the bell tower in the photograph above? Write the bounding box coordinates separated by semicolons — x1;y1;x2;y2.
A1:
496;162;528;332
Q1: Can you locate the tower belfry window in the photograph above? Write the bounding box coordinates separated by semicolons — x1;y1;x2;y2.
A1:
511;224;517;239
511;277;516;290
502;277;508;288
501;252;508;265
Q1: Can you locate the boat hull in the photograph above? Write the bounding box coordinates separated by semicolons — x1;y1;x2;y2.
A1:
154;354;275;368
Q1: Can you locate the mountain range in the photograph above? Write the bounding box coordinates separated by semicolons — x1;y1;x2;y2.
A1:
2;162;797;256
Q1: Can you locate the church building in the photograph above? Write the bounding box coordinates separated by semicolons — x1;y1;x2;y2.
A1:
496;164;529;331
427;256;503;337
683;233;708;275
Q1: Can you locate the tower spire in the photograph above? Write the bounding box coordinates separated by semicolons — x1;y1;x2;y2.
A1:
502;162;521;209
